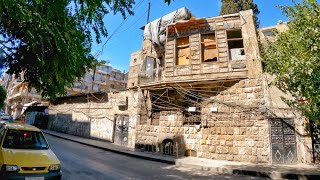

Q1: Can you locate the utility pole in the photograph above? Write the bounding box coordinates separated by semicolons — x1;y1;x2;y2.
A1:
146;0;151;24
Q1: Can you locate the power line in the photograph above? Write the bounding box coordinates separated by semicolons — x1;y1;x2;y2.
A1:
100;0;145;52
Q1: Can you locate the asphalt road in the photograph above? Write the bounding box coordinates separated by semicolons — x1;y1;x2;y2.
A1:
46;134;265;180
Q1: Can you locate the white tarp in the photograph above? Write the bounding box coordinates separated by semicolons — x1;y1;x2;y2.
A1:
21;101;39;115
143;7;192;45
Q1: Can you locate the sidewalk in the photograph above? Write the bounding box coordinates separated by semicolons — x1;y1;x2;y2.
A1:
42;129;175;164
43;130;320;179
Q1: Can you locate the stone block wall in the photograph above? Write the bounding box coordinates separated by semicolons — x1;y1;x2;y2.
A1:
136;77;271;163
127;50;143;88
48;90;139;148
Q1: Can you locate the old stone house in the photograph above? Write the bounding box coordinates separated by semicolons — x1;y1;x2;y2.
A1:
127;8;313;164
48;90;139;148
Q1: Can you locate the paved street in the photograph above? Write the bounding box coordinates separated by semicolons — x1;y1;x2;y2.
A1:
46;134;265;180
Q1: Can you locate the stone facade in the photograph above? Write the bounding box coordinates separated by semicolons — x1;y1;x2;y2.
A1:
128;9;314;164
135;78;270;163
127;50;143;88
48;90;139;148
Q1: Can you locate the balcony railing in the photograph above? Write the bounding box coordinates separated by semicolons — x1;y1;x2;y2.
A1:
139;68;163;85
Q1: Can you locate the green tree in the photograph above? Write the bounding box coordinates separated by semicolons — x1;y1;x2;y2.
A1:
220;0;239;15
0;86;6;109
0;0;171;99
220;0;260;27
262;0;320;122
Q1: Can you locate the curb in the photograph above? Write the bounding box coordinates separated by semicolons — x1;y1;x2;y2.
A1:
176;161;320;179
44;131;320;180
43;131;175;165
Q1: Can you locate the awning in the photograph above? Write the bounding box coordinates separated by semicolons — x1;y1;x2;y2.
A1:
21;101;40;115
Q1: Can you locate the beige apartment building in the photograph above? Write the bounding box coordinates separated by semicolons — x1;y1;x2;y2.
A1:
66;63;128;96
0;74;42;119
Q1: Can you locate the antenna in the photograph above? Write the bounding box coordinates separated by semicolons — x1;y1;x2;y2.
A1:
146;0;151;24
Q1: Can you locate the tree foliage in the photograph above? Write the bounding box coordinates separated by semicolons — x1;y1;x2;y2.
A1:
0;85;6;109
262;0;320;122
0;0;142;99
220;0;260;27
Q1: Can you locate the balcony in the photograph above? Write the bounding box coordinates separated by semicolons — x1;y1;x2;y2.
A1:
96;69;112;75
136;60;248;88
71;87;87;93
94;80;107;86
7;92;42;100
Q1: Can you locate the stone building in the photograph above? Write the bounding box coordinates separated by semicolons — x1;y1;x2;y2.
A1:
48;90;139;147
127;8;313;164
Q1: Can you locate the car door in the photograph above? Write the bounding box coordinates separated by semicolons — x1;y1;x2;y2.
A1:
0;125;6;166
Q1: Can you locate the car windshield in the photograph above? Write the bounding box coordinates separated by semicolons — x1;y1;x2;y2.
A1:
2;130;49;150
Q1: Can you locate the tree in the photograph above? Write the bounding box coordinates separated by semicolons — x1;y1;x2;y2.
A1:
262;0;320;122
220;0;239;15
0;0;171;99
220;0;260;27
0;86;6;109
0;0;136;99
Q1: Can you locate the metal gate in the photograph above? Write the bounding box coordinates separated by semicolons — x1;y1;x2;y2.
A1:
310;121;320;163
270;118;297;164
114;115;129;146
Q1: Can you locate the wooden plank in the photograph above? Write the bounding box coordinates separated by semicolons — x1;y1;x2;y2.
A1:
216;30;225;35
219;52;228;57
217;34;226;39
217;42;227;48
190;46;199;51
217;38;226;43
203;48;218;62
165;53;174;59
202;67;220;74
177;48;190;65
218;47;228;53
191;54;200;60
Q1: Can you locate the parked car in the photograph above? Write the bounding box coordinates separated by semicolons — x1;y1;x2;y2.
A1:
0;123;62;180
0;113;13;124
0;113;12;123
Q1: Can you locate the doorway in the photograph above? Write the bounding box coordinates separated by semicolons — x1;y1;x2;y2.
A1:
114;115;129;146
270;118;297;164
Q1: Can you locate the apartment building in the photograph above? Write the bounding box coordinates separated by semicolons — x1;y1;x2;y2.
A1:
66;63;128;95
0;74;42;119
1;63;127;119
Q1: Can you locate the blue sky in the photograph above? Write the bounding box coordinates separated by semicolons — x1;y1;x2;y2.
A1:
91;0;297;72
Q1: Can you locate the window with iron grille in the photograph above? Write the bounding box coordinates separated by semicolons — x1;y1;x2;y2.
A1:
162;139;175;156
183;111;201;125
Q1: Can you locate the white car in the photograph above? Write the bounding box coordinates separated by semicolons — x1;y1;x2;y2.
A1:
0;113;13;124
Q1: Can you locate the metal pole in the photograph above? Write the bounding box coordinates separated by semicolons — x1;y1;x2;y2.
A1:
146;1;151;24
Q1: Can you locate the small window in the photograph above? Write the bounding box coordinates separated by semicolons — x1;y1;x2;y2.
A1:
151;110;160;125
201;33;218;62
227;30;245;60
133;58;137;63
176;37;190;65
183;111;201;125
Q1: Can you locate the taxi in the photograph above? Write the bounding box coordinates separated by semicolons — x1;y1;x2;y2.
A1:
0;123;62;180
